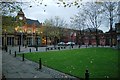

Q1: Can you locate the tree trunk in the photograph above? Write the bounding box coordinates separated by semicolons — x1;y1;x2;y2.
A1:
96;29;98;47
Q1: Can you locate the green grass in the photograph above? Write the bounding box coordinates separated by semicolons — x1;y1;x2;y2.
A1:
18;47;119;78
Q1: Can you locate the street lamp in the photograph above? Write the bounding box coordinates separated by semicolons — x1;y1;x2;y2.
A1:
18;22;23;46
46;32;47;46
45;26;48;47
19;16;23;20
23;26;27;47
4;29;7;52
19;30;23;46
32;27;36;46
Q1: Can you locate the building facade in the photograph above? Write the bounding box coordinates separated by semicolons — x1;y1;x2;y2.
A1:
2;9;43;46
2;9;118;47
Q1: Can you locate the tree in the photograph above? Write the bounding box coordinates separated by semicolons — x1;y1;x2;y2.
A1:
1;0;84;16
2;16;17;33
70;11;86;34
70;11;87;45
1;2;21;16
101;1;118;47
85;2;105;46
43;16;67;45
44;16;67;28
56;0;82;8
44;16;67;37
71;2;104;46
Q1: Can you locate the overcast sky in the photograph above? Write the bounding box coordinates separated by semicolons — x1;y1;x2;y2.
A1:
21;0;79;23
18;0;119;32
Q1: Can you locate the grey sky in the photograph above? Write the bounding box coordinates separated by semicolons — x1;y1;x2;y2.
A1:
19;0;119;32
21;0;78;23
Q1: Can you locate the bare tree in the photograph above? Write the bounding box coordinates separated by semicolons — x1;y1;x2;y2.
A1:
101;1;118;47
70;11;87;45
44;16;67;45
70;11;86;33
71;2;104;46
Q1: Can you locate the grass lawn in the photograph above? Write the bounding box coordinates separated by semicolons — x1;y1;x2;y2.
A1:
18;47;119;78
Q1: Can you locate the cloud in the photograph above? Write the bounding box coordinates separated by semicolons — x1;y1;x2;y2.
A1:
21;0;115;32
22;1;78;24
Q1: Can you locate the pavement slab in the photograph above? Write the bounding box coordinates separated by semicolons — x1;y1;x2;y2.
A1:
2;46;79;80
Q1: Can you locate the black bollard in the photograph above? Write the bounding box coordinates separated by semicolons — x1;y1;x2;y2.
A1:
58;47;60;50
9;50;11;54
22;54;24;61
14;51;16;57
39;58;42;69
72;45;73;48
36;47;38;51
5;46;8;52
2;74;6;80
19;46;21;52
29;48;31;52
51;47;53;50
54;47;56;50
85;69;89;80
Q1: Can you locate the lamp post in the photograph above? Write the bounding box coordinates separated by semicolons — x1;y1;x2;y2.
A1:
24;26;27;48
32;26;36;46
20;31;23;46
18;16;23;46
45;26;48;47
40;31;43;46
4;29;7;52
35;32;38;51
46;32;47;47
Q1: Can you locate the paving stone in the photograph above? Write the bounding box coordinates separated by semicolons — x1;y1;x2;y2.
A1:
2;46;80;79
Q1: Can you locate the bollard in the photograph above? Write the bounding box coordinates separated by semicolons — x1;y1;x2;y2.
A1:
36;47;38;51
72;45;73;48
2;74;6;80
5;46;8;52
39;58;42;69
51;47;53;50
19;46;21;52
58;47;60;50
54;47;56;50
14;51;16;57
9;50;11;54
22;53;24;61
29;48;31;52
85;69;89;80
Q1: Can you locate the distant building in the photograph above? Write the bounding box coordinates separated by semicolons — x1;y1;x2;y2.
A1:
83;28;103;46
115;1;120;49
2;9;43;46
115;23;120;49
2;9;118;47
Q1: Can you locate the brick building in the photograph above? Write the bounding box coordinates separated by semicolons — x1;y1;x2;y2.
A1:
2;9;43;46
2;9;117;47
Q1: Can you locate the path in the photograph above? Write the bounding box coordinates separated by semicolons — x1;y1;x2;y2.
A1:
2;46;79;80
